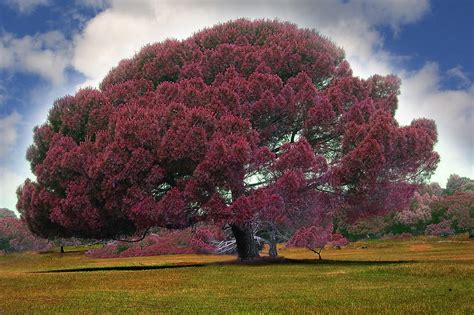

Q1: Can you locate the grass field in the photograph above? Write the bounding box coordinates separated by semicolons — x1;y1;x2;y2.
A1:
0;237;473;314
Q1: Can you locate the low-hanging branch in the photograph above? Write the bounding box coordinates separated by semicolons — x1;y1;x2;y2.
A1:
111;228;151;243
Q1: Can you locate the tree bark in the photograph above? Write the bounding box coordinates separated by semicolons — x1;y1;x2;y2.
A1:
269;242;278;258
307;247;322;260
268;229;278;257
231;224;260;260
60;245;64;253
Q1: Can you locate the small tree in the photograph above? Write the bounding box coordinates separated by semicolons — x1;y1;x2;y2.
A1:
287;225;347;260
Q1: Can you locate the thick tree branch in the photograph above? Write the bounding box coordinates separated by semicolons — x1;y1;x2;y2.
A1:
290;129;299;143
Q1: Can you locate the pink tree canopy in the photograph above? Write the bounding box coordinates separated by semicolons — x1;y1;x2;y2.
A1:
17;19;438;260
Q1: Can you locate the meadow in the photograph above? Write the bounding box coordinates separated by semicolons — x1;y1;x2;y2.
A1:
0;236;472;314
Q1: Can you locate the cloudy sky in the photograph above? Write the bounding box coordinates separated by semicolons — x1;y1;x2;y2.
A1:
0;0;473;212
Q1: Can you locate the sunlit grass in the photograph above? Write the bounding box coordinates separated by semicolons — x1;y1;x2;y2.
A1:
0;236;472;314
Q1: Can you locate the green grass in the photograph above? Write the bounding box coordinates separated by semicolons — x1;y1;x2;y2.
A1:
0;237;473;314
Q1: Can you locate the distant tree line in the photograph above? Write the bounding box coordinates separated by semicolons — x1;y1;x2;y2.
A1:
336;174;473;240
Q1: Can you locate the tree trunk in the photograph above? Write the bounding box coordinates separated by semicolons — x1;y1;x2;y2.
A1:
60;245;64;253
231;224;260;260
269;242;278;258
268;229;278;258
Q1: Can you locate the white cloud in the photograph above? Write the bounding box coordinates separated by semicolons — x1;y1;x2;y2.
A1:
446;66;472;89
72;0;430;88
73;8;162;88
0;167;24;213
351;0;429;32
396;63;474;183
0;31;71;85
0;111;21;159
5;0;50;14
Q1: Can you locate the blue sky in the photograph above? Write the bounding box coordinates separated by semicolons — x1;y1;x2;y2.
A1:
0;0;473;212
380;0;474;89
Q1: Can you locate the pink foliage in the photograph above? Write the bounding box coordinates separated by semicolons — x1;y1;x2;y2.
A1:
442;191;473;231
17;19;438;255
0;217;51;252
190;226;226;254
419;182;443;197
345;215;389;237
329;233;349;248
86;230;194;258
287;225;333;251
397;192;437;225
287;224;348;257
86;227;225;258
425;220;455;237
445;174;473;195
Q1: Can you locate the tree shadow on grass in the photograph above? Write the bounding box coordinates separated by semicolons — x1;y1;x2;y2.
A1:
39;250;87;255
283;258;414;266
34;263;206;273
36;257;415;273
217;257;415;267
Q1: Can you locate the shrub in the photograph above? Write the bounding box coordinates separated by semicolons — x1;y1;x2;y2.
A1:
380;232;413;240
0;217;51;252
425;220;455;237
86;227;226;258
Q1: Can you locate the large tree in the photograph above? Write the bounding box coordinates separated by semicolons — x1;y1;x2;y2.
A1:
17;19;438;260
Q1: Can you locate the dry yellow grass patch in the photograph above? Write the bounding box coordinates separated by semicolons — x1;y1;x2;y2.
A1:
409;243;433;251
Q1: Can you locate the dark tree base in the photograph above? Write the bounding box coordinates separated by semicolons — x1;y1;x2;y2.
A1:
231;224;260;260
